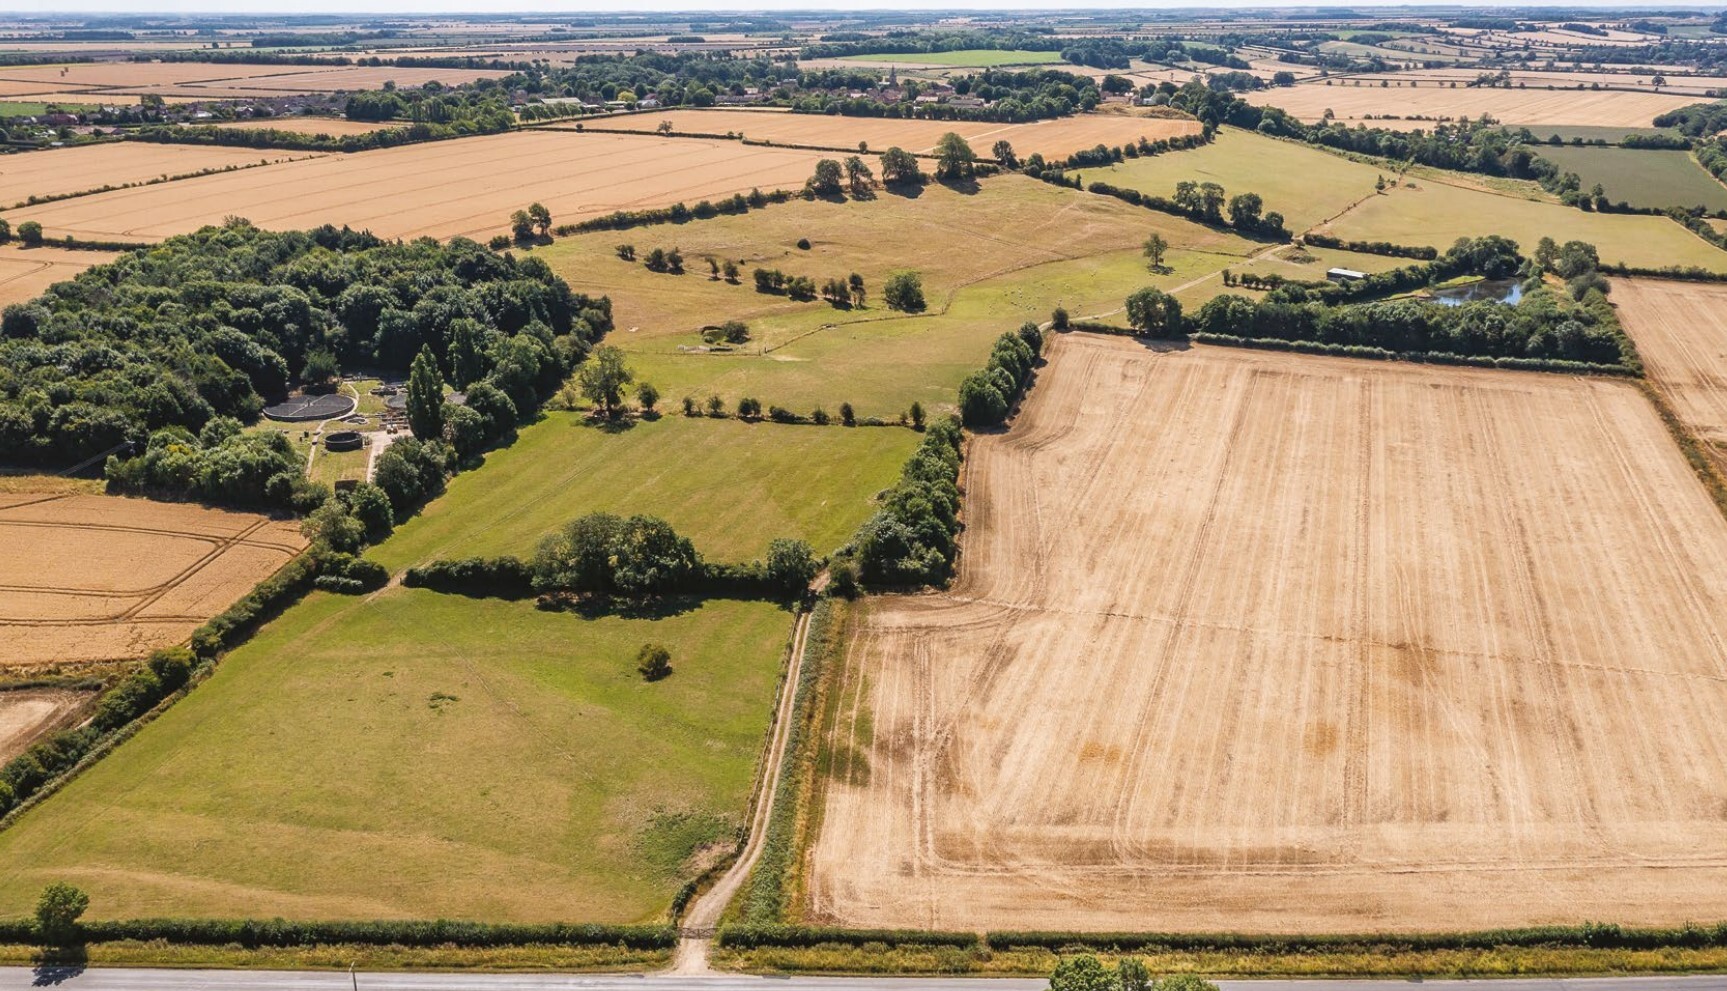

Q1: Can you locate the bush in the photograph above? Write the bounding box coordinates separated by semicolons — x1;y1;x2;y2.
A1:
765;538;819;597
883;271;926;312
35;883;88;946
403;556;533;597
737;397;762;419
637;642;673;681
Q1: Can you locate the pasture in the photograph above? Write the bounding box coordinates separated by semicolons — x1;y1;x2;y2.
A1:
1093;127;1387;232
1326;174;1727;271
537;175;1253;417
0;588;792;922
8;131;831;243
1245;80;1696;127
0;143;318;208
1533;146;1727;212
1614;278;1727;472
809;332;1727;933
0;492;306;668
570;108;1202;161
369;413;920;572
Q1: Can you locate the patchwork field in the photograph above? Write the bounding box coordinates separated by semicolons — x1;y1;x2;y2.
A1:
1093;128;1387;232
0;143;318;208
1533;146;1727;212
1327;175;1727;271
0;492;307;668
0;245;119;309
9;131;831;243
370;413;920;572
1245;81;1695;127
0;588;792;922
1614;278;1727;472
570;108;1202;161
537;174;1254;417
810;333;1727;933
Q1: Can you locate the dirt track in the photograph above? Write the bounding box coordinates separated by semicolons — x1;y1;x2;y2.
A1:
809;334;1727;932
1614;277;1727;472
0;493;306;667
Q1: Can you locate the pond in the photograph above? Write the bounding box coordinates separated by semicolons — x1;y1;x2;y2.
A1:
1429;278;1523;307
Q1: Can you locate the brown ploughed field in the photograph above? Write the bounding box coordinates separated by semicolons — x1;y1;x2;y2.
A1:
574;108;1202;160
810;333;1727;933
0;493;306;668
10;131;828;243
1615;277;1727;472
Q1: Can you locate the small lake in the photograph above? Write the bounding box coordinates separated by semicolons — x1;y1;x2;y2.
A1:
1429;279;1523;307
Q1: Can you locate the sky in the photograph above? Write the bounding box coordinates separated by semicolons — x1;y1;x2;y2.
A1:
12;0;1726;11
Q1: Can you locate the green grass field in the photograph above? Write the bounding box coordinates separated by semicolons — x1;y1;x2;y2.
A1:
0;588;792;922
1092;128;1388;232
1328;172;1727;271
0;101;96;118
1517;124;1681;143
535;175;1253;418
370;413;919;571
1534;145;1727;211
848;49;1065;67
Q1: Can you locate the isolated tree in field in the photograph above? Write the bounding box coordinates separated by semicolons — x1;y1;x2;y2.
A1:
35;882;88;946
848;272;866;308
1143;232;1169;270
527;202;552;237
879;146;923;185
933;131;977;181
707;256;720;279
637;642;673;681
1227;192;1263;230
909;401;925;430
844;155;875;195
766;538;819;596
1125;287;1183;338
883;271;926;312
722;259;740;283
1375;174;1387;193
578;345;633;418
615;243;636;261
509;209;534;242
406;345;445;442
806;158;844;196
636;381;660;412
17;221;42;247
839;401;856;426
992;139;1018;169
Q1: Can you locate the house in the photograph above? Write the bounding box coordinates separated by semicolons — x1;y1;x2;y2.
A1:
1326;268;1367;283
947;96;986;109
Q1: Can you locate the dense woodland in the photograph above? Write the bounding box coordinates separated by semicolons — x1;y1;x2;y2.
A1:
0;222;611;502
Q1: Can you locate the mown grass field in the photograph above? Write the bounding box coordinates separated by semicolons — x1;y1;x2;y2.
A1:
0;587;792;923
1329;173;1727;270
1519;124;1680;142
1533;145;1727;211
1092;128;1387;232
536;175;1253;418
371;413;919;571
847;49;1065;66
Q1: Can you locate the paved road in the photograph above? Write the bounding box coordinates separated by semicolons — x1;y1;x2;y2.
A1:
8;969;1727;991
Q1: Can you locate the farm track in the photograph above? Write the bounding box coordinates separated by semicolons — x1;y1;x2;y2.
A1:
809;334;1727;933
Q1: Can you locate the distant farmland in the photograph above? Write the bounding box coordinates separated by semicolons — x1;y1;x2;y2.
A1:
1246;80;1694;127
1534;146;1727;212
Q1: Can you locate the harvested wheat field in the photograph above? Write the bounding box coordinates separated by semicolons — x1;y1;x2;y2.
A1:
207;117;402;136
122;66;509;99
1246;81;1694;127
0;143;318;208
576;108;1201;160
0;246;118;308
10;131;828;243
0;493;306;668
0;689;92;763
810;333;1727;933
1615;278;1727;471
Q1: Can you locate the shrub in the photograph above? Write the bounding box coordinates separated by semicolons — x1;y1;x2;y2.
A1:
35;883;88;946
765;538;819;596
737;397;762;419
796;237;812;250
883;271;926;312
636;382;660;411
637;643;673;681
403;556;533;597
839;402;856;426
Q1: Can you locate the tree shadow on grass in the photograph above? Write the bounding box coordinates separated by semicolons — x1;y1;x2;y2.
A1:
882;181;924;199
937;177;983;196
32;945;86;986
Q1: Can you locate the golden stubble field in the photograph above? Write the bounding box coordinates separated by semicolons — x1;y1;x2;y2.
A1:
0;143;318;208
809;333;1727;933
576;108;1202;160
0;246;119;308
10;131;831;243
1614;277;1727;472
1246;80;1695;126
0;492;306;668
